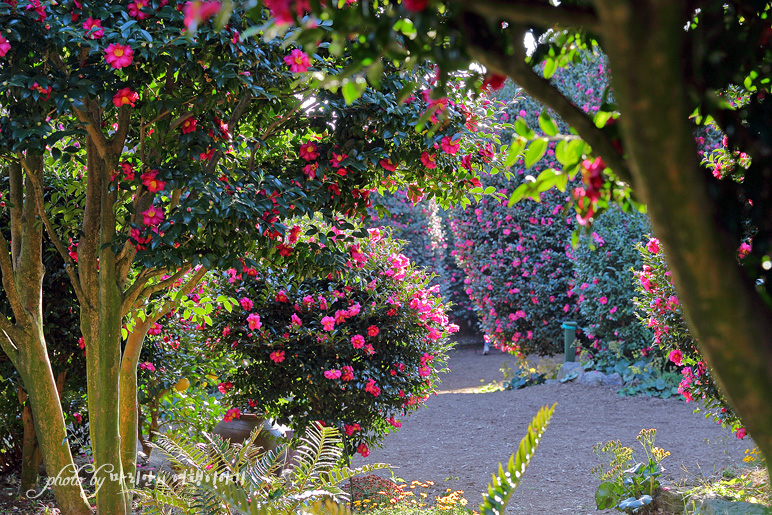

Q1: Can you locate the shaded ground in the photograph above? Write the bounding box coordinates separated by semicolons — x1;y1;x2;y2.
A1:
352;342;754;514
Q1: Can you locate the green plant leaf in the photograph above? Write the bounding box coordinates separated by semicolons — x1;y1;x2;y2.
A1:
524;138;548;168
479;403;556;515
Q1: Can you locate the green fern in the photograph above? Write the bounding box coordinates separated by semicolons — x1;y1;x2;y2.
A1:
137;423;388;515
479;403;556;515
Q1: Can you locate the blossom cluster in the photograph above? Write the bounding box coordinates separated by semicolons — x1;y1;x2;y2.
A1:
200;223;457;456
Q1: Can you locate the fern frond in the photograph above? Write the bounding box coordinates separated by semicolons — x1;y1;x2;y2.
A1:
151;431;212;470
479;403;556;515
304;499;352;515
318;463;391;489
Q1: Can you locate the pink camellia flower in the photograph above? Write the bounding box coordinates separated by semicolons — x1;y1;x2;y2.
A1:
290;313;302;327
183;0;222;30
440;136;460;155
139;361;155;372
128;0;151;20
482;73;507;91
112;87;139;108
323;369;342;380
83;17;104;39
73;412;83;424
736;427;747;439
301;295;315;307
387;417;402;428
104;44;134;69
351;334;365;349
299;141;319;161
141;206;164;226
276;290;289;303
141;170;166;193
0;36;9;57
367;325;379;337
269;350;285;363
341;365;354;381
344;423;360;435
668;349;683;366
599;296;608;305
247;313;262;330
738;242;752;259
217;381;233;394
284;49;311;73
420;151;437;169
321;316;335;331
239;297;253;311
646;237;660;254
223;407;241;423
357;443;370;457
403;0;428;12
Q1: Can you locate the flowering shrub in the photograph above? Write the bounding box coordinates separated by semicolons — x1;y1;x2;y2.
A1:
368;191;476;327
201;224;458;456
633;239;743;435
573;205;654;359
450;169;578;355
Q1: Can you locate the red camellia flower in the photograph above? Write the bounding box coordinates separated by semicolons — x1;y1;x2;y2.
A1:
283;48;311;73
30;83;52;101
269;350;285;363
128;0;151;20
420;151;437;169
105;43;134;69
357;443;370;457
440;136;459;155
0;36;10;57
379;158;397;172
299;141;319;161
482;73;507;92
183;0;222;30
223;407;241;422
141;206;164;226
403;0;428;12
141;170;166;192
82;17;104;39
112;87;139;108
181;117;197;134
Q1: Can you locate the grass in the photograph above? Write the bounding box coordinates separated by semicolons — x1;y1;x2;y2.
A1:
348;475;476;514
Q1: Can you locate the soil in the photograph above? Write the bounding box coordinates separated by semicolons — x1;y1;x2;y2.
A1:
351;341;755;514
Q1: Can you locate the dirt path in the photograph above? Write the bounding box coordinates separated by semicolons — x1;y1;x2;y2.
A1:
351;343;754;514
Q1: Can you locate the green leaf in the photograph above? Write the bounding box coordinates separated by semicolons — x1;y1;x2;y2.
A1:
504;137;526;168
479;404;555;515
595;482;618;509
514;118;534;139
543;58;557;79
524;138;548;168
538;112;558;136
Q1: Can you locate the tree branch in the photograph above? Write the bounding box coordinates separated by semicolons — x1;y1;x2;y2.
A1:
73;105;110;160
18;155;85;304
465;0;600;32
0;230;26;322
120;267;173;318
149;266;208;323
462;20;634;186
110;106;132;156
8;161;22;262
204;92;253;176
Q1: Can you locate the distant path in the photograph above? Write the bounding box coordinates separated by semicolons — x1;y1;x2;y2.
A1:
352;343;752;514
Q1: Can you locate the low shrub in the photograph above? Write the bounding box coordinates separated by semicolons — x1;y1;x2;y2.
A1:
633;238;743;435
573;205;654;359
201;223;458;456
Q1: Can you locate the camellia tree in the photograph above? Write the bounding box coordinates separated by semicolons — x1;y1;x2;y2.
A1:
244;0;772;468
0;3;496;513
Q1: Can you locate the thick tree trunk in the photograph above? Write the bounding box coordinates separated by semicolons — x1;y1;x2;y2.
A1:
17;335;92;514
595;0;772;464
84;300;128;515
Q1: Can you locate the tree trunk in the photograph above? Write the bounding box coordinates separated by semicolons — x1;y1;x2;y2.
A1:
18;389;41;495
595;0;772;464
119;321;151;500
17;335;92;515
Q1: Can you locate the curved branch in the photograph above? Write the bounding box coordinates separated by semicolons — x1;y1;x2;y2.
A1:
18;155;85;304
126;265;192;315
462;20;634;186
0;231;25;323
73;106;110;160
466;0;600;32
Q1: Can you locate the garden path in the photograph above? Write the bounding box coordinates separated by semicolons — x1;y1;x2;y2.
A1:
351;341;754;514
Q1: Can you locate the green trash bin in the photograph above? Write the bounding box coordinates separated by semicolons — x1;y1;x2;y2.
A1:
561;321;579;362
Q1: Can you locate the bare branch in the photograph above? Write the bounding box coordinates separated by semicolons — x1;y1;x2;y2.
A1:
148;266;208;323
120;267;172;317
466;0;600;32
110;106;132;156
18;155;85;304
204;92;253;176
126;265;191;315
8;161;22;262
